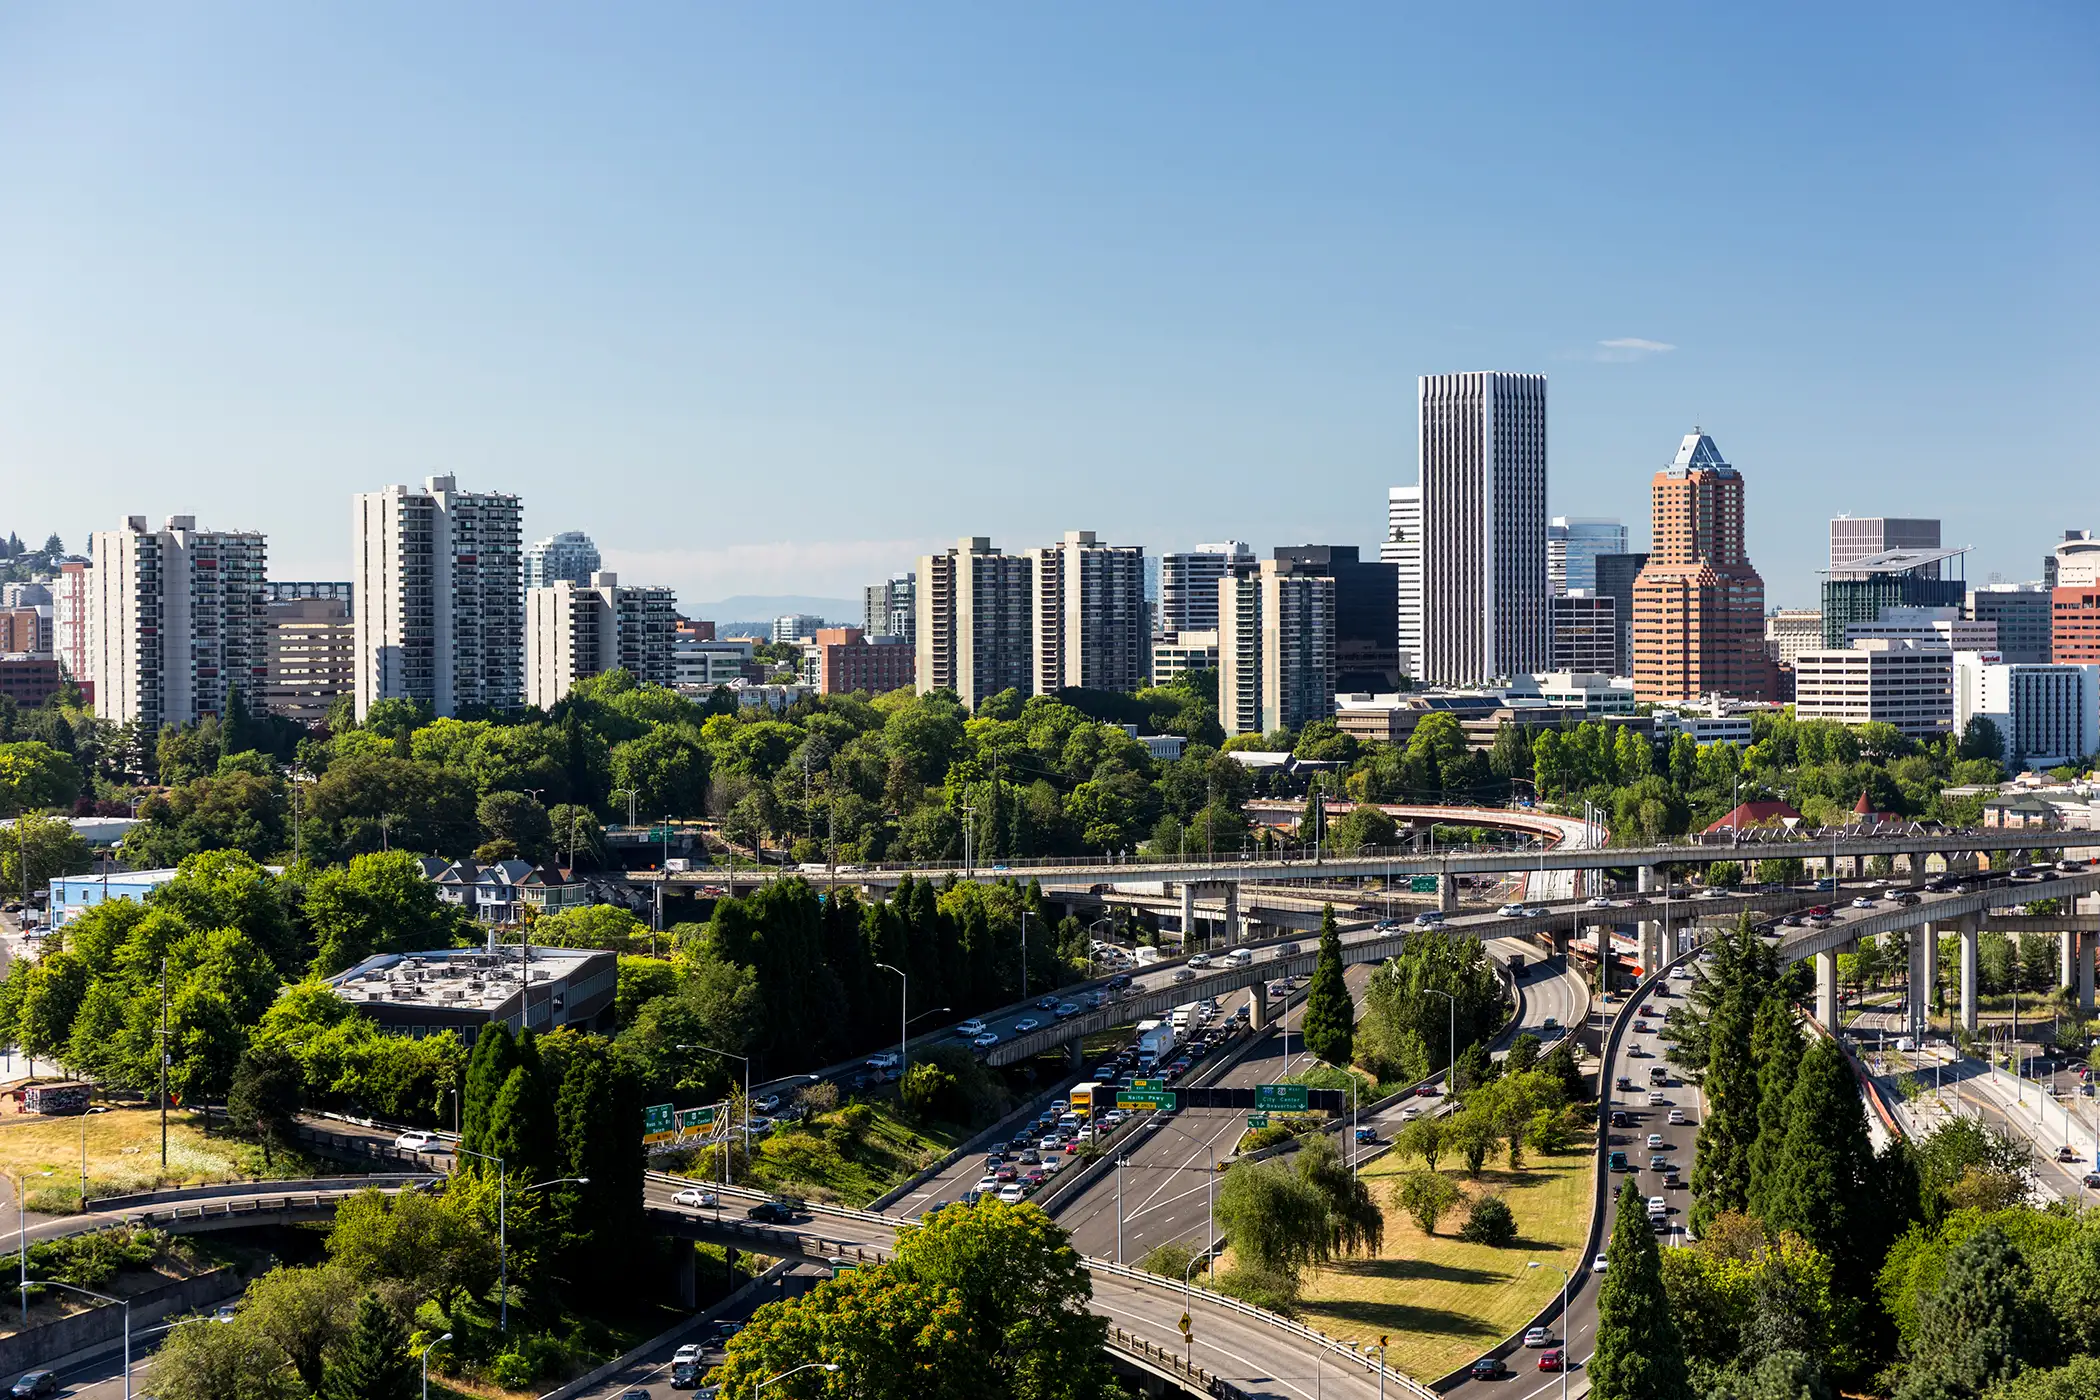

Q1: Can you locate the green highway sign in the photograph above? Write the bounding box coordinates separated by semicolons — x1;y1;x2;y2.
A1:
1247;1114;1269;1128
674;1105;718;1132
1118;1091;1178;1110
1131;1078;1164;1091
1409;876;1439;894
643;1103;675;1134
1256;1084;1309;1112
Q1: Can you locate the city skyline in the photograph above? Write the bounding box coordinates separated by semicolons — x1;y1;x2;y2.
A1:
2;7;2094;608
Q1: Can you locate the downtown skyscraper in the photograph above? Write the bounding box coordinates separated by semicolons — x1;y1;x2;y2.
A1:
1632;430;1771;702
1414;372;1550;685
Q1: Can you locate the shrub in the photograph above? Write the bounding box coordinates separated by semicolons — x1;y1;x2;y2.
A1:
1457;1194;1517;1246
1139;1241;1197;1280
1396;1171;1461;1234
1211;1262;1300;1316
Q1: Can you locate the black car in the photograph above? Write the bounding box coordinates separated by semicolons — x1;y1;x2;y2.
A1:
9;1375;57;1399
746;1200;800;1224
1469;1356;1504;1379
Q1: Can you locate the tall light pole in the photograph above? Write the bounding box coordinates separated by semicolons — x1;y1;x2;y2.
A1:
611;788;639;830
421;1331;453;1400
452;1147;508;1329
17;1168;51;1321
876;963;908;1076
1527;1261;1570;1400
1426;988;1457;1083
682;1045;751;1177
36;1280;129;1399
758;1361;840;1393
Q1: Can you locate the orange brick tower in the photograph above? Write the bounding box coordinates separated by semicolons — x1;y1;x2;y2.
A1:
1632;430;1772;702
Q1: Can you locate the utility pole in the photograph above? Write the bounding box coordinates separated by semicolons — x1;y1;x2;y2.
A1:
158;959;169;1168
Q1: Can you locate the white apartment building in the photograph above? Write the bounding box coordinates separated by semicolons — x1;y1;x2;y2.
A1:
771;614;825;645
1159;543;1253;635
1953;652;2099;770
1383;487;1422;681
526;572;678;708
1765;609;1826;668
1844;606;1997;652
1416;372;1550;685
88;515;268;730
1793;639;1954;741
1031;531;1147;694
915;538;1033;709
352;476;524;720
265;595;356;724
1217;561;1336;736
1151;630;1219;687
674;637;753;690
51;562;89;685
863;574;916;644
523;531;601;591
1546;517;1628;595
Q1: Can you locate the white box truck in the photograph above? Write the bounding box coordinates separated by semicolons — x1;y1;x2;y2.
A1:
1135;1020;1179;1067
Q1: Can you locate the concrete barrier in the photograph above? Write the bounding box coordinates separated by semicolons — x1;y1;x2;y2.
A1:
0;1266;238;1376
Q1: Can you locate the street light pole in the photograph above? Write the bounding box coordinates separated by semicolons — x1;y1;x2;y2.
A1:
421;1331;453;1400
1426;988;1456;1083
453;1146;508;1330
34;1281;129;1399
876;963;908;1077
17;1169;51;1322
757;1361;841;1393
682;1045;752;1176
1527;1261;1570;1400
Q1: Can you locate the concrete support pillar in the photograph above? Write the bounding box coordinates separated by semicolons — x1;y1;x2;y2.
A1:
1069;1039;1086;1070
1224;883;1242;945
2063;930;2077;990
1960;914;1981;1033
1249;981;1270;1030
2080;930;2095;1017
1440;870;1461;914
1593;919;1610;990
1635;865;1660;977
1919;922;1937;1031
1816;947;1842;1030
1180;882;1198;950
672;1242;698;1308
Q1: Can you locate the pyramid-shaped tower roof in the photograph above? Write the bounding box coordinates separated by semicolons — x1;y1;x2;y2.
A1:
1666;428;1737;478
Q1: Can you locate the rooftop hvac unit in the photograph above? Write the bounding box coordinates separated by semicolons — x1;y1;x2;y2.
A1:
531;970;551;982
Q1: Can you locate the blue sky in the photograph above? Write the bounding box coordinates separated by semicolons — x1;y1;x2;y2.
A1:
1;3;2093;610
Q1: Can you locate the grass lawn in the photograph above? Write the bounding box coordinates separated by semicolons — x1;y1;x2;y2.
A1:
732;1103;967;1207
0;1103;330;1211
1294;1145;1594;1383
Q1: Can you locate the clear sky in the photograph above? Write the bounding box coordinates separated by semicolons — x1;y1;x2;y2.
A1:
1;3;2093;610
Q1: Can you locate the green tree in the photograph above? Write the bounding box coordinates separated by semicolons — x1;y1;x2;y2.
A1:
0;810;91;895
1691;919;1777;1234
1294;1133;1382;1257
0;739;83;814
239;1264;356;1395
1507;1031;1542;1074
1746;992;1804;1216
1591;1178;1693;1400
142;1316;302;1400
1761;1038;1877;1298
1399;1116;1446;1171
1986;1357;2100;1400
324;1188;498;1316
474;789;555;864
1396;1170;1461;1233
321;1292;417;1400
227;1043;303;1168
302;850;468;975
609;726;711;818
1457;1194;1517;1245
1894;1225;2045;1400
1215;1159;1336;1281
1300;905;1353;1066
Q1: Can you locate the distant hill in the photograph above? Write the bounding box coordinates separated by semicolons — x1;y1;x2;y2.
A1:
694;595;859;632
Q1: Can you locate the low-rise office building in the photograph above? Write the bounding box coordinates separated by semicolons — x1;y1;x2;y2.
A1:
1953;652;2100;770
1794;639;1954;740
326;944;617;1040
803;627;915;695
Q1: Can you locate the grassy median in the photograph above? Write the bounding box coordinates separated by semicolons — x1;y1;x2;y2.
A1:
1295;1143;1594;1382
0;1103;327;1211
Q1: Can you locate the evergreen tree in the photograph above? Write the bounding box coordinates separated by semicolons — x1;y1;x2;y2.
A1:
1591;1178;1692;1400
1746;991;1804;1216
487;1061;559;1184
1760;1037;1876;1298
459;1024;519;1171
1691;919;1776;1233
1892;1225;2045;1400
322;1292;417;1400
1301;905;1354;1066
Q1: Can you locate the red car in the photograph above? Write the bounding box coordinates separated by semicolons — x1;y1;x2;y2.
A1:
1416;1084;1439;1098
1538;1348;1564;1372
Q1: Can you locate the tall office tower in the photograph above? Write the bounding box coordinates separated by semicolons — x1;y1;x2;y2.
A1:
1821;546;1968;647
1632;430;1771;702
1417;372;1550;684
862;573;917;644
265;593;356;724
1215;561;1335;736
1967;585;2054;665
352;476;524;720
1550;592;1618;674
1159;542;1254;635
1830;517;1942;574
1383;488;1423;680
87;515;268;729
1594;553;1648;677
1030;531;1148;694
1546;517;1628;595
1273;545;1397;693
915;538;1033;709
50;561;89;685
523;531;601;591
2053;530;2100;664
525;572;678;708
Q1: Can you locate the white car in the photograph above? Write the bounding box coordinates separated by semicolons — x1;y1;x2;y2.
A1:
670;1187;719;1209
1852;895;1878;909
1400;1105;1421;1120
996;1183;1027;1204
973;1176;1000;1195
1647;1196;1667;1217
1498;904;1527;917
1648;1091;1666;1106
1647;1133;1664;1149
1694;888;1729;901
1667;1109;1686;1125
394;1130;441;1152
1187;954;1212;968
1014;1018;1040;1033
1584;897;1615;909
1591;1254;1608;1273
972;1033;999;1048
1668;966;1691;979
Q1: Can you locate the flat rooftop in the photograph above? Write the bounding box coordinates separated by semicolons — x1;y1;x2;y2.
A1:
327;944;609;1014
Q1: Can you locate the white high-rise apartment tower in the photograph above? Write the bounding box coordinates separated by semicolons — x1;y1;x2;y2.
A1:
88;516;268;729
1031;531;1148;694
523;531;602;590
1216;560;1336;736
526;572;678;708
1383;487;1422;681
352;476;524;720
1159;543;1254;635
915;538;1033;709
1416;372;1550;685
